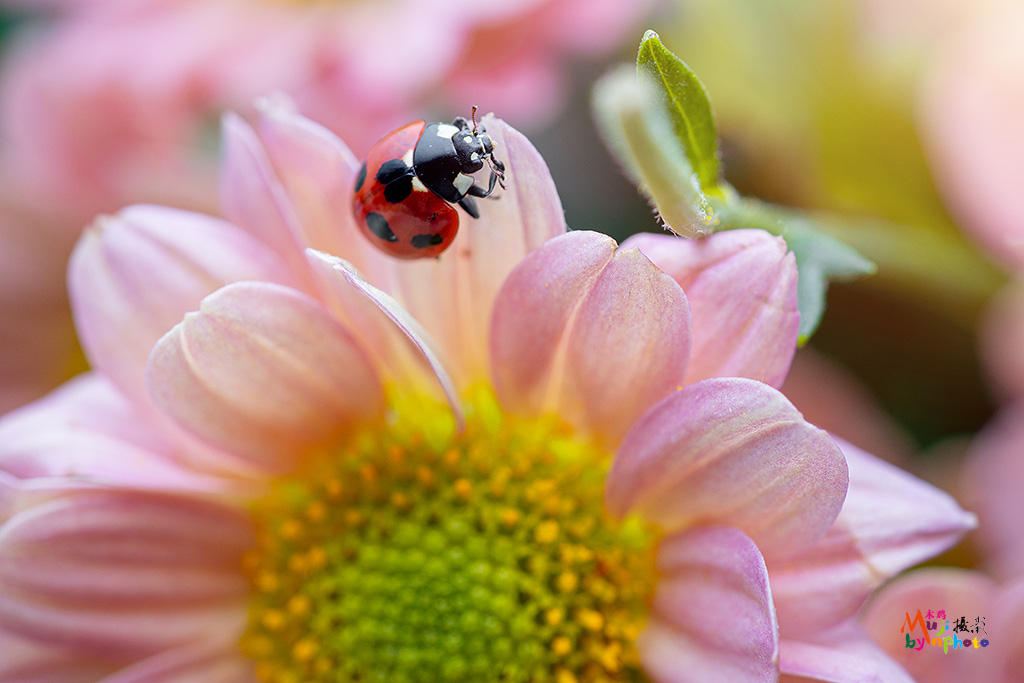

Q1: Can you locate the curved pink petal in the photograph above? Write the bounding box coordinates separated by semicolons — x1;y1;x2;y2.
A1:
306;249;463;429
254;99;395;287
147;281;383;470
640;526;778;683
490;230;618;415
624;229;799;388
779;622;915;683
772;439;976;637
218;111;315;288
386;116;567;385
0;490;250;659
607;378;848;561
563;246;691;444
102;639;253;683
861;569;1000;683
68;203;297;405
0;373;234;494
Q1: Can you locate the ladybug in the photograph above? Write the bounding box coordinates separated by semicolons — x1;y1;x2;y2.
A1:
352;107;506;259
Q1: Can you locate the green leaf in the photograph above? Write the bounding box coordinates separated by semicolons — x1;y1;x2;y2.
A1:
711;196;876;342
592;66;714;237
637;30;722;195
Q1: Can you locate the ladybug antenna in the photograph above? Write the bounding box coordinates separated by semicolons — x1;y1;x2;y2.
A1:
470;105;480;135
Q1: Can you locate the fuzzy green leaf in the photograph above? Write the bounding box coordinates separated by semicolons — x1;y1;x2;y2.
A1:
637;30;722;194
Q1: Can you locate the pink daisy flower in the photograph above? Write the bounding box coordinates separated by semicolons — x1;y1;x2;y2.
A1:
0;103;972;682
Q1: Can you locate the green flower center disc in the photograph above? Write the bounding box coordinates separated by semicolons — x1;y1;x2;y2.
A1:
241;397;658;683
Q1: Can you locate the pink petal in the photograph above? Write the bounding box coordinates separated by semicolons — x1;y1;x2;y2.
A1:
624;229;799;388
68;204;297;405
102;639;253;683
779;622;915;683
0;490;250;659
0;374;235;494
771;439;976;636
147;281;383;470
218;112;315;288
255;99;394;285
967;400;1024;580
491;232;691;443
563;246;692;443
385;116;566;384
860;569;999;683
306;249;463;429
606;378;848;561
0;629;122;683
490;230;618;415
639;526;778;683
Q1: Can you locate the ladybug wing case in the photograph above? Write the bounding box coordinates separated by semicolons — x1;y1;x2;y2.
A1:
352;121;461;259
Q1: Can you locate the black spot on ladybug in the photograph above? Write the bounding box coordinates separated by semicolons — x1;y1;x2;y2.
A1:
376;158;414;204
365;212;398;243
411;233;444;249
355;162;367;192
383;176;413;204
376;158;410;185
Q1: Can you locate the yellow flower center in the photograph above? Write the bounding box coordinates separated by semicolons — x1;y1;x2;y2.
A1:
240;395;658;682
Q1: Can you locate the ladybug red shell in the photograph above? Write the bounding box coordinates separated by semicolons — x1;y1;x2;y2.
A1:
352;111;506;259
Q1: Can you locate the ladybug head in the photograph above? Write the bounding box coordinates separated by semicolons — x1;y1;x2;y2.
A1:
452;130;494;174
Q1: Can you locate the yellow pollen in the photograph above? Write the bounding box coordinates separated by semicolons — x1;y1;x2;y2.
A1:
305;501;326;522
287;554;307;574
261;609;286;631
287;594;311;616
359;463;377;483
343;510;363;527
535;519;560;544
416;465;435;488
578;608;605;632
443;448;460;467
306;546;327;569
291;638;318;662
325;479;342;498
545;607;565;626
454;478;473;500
256;570;279;593
594;642;622;672
555;669;579;683
557;571;579;593
279;519;302;540
552;635;573;656
501;508;520;527
391;491;411;509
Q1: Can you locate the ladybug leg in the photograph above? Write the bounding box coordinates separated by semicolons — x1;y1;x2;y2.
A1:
466;166;505;200
457;195;481;219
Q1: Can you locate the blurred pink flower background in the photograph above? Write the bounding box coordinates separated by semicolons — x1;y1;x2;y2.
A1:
857;2;1024;680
